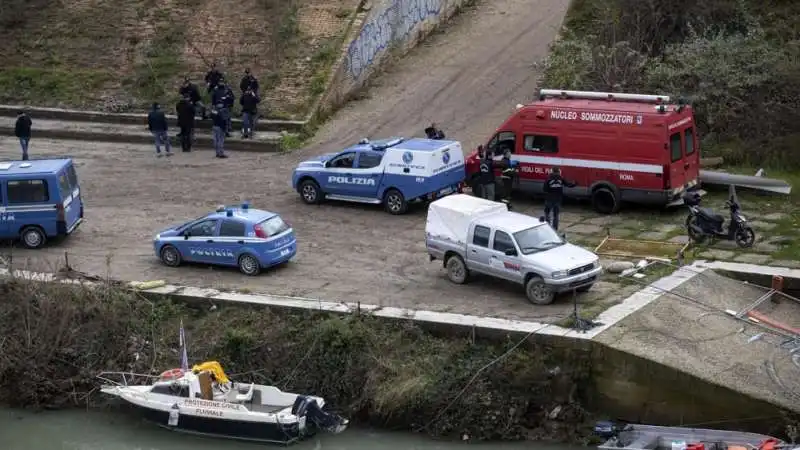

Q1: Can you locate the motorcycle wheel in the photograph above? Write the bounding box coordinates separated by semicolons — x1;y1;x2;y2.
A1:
686;215;706;244
734;226;756;248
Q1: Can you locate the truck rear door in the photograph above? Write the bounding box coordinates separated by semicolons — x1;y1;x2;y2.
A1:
682;126;700;185
667;130;688;190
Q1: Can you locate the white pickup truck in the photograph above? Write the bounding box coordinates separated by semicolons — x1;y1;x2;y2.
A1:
425;194;603;305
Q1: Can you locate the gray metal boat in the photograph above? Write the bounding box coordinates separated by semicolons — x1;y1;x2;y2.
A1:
594;421;795;450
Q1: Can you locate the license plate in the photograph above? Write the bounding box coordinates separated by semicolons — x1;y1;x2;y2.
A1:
280;249;291;257
439;187;454;196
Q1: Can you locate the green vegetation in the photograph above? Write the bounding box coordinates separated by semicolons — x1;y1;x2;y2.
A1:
124;22;188;110
0;278;594;442
0;67;113;108
543;0;800;169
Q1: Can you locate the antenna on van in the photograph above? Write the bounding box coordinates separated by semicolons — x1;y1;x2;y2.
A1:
539;89;671;104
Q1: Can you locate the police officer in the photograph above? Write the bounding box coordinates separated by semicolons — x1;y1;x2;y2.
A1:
222;81;235;137
478;151;496;201
210;104;228;158
239;89;260;138
205;62;224;94
239;68;259;94
543;166;576;230
424;122;445;140
178;77;205;119
175;95;196;152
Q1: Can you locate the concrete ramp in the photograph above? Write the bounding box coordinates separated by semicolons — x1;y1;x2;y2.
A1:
595;267;800;414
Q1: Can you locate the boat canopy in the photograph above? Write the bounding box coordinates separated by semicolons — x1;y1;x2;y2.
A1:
191;361;230;384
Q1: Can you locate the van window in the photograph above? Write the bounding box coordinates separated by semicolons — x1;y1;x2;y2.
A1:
58;172;71;199
488;131;516;156
492;231;515;253
524;135;559;153
219;220;246;237
685;128;695;156
66;164;79;189
670;133;682;162
357;153;382;169
7;179;49;204
472;225;490;247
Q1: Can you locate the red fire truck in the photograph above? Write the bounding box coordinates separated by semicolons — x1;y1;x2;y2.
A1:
465;89;702;213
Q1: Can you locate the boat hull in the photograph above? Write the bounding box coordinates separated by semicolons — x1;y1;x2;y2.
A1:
135;404;309;445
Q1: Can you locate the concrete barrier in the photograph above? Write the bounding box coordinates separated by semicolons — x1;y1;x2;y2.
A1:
0;105;306;134
0;124;282;152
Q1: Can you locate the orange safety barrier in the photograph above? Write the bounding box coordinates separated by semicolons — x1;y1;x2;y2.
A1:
747;310;800;335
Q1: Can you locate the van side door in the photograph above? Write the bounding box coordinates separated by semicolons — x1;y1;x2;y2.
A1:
487;230;524;283
0;181;9;237
351;151;383;198
5;178;57;237
465;224;493;274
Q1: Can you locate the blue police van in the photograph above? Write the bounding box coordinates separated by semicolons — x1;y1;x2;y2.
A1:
153;203;296;276
291;137;466;215
0;159;84;249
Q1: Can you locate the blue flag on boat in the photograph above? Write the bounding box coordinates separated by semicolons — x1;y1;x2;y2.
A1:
179;320;189;372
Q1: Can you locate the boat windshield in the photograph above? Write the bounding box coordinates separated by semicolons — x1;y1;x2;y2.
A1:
514;224;564;255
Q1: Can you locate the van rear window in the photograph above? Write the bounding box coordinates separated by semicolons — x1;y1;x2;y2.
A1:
670;133;682;162
58;173;71;199
66;164;79;189
8;179;49;203
685;128;695;155
524;135;558;153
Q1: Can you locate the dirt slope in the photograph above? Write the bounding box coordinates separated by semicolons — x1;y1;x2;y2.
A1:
0;0;572;321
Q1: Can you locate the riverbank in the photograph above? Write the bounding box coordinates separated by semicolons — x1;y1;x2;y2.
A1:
0;278;593;443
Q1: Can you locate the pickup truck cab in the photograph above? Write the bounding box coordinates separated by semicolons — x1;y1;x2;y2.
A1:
291;137;465;214
426;194;602;305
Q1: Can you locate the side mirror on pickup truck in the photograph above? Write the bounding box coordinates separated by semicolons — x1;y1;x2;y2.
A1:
504;248;517;256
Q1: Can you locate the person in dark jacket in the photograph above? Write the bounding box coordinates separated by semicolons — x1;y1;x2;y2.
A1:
205;63;224;93
239;68;259;94
210;104;228;158
179;77;205;119
175;96;196;152
14;110;32;160
542;167;576;230
222;81;235;136
239;89;260;138
147;103;172;157
424;122;445;140
210;82;228;106
478;151;496;200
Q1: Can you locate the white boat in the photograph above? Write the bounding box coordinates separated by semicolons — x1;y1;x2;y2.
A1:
594;421;794;450
98;361;348;445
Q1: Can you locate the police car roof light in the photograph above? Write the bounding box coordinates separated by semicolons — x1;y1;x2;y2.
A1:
226;209;234;217
539;88;671;104
371;137;404;151
241;202;249;210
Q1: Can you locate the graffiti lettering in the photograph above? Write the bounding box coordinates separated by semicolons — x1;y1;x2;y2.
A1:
346;0;443;80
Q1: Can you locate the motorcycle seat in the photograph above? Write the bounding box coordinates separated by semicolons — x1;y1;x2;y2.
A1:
698;207;724;223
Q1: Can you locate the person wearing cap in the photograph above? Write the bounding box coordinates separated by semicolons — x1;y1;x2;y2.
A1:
210;104;228;158
175;95;196;152
424;122;445;140
478;150;496;201
204;62;224;93
543;166;576;230
147;103;172;157
239;88;260;139
240;68;259;94
14;110;32;161
179;76;205;119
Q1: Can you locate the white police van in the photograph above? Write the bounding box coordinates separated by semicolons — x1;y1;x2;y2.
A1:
291;137;466;214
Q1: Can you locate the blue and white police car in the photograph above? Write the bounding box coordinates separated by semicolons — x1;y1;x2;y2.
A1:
153;203;296;276
291;137;466;215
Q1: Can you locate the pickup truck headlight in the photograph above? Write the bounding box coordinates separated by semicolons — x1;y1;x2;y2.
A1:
551;270;568;279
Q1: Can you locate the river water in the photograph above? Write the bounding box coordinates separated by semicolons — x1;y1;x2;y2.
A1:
0;408;580;450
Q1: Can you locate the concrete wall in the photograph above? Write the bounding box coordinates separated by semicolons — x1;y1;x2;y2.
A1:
318;0;471;116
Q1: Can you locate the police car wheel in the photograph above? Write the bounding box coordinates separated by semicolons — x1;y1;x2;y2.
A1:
384;189;407;215
525;276;554;305
238;254;261;276
299;180;322;204
20;226;46;249
160;245;182;267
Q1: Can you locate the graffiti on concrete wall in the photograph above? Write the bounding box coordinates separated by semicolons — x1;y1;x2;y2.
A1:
346;0;443;80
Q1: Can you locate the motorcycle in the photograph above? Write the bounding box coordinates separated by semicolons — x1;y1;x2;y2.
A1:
683;185;755;248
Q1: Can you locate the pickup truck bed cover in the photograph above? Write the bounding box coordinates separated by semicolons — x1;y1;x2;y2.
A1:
425;194;508;245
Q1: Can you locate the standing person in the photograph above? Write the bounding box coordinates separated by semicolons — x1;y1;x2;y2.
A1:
147;103;172;157
424;122;445;140
543;167;576;231
14;110;32;161
239;89;260;139
179;76;205;119
205;62;224;94
239;68;259;94
478;151;496;201
210;104;228;158
222;81;235;137
175;96;196;152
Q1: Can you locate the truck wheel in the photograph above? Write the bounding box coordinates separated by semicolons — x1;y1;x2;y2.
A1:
445;255;469;284
299;179;322;204
525;276;554;305
591;187;620;214
384;189;408;215
20;226;47;249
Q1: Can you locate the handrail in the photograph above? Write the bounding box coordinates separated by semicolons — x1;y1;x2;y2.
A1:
96;371;163;387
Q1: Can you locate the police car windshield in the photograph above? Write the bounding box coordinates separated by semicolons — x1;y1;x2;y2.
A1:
514;224;564;254
259;216;289;236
